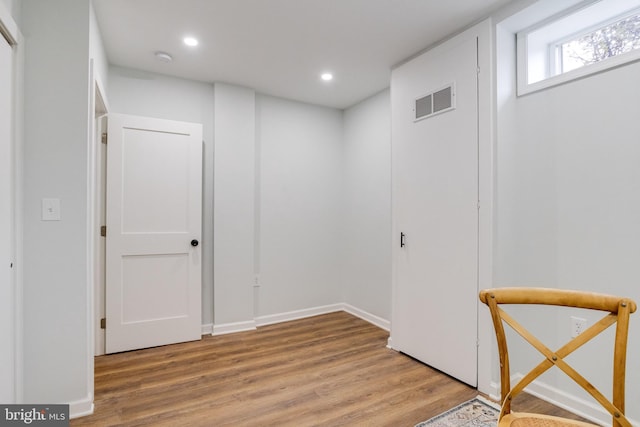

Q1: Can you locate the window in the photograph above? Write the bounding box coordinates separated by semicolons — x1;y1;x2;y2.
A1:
517;0;640;95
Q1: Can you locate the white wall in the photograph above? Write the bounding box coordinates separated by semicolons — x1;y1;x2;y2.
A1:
342;89;391;320
213;83;256;327
89;2;108;91
108;66;216;327
256;95;344;317
21;0;92;412
495;15;640;424
0;0;19;25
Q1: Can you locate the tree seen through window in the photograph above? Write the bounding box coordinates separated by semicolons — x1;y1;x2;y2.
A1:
560;12;640;73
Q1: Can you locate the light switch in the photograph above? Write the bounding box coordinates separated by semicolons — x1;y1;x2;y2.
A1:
42;198;61;221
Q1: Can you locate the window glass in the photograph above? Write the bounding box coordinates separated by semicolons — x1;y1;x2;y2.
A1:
557;11;640;74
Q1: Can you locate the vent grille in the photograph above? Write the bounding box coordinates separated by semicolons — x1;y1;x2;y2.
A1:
415;94;432;118
414;83;455;121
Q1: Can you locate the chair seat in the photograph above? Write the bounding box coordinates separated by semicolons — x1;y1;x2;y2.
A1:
501;412;599;427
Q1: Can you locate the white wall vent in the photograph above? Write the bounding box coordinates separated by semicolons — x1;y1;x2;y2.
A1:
414;83;455;122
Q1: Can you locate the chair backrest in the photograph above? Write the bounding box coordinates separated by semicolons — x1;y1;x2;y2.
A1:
479;287;636;427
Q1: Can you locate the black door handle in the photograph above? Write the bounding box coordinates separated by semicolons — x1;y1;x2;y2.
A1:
400;232;405;248
191;239;199;247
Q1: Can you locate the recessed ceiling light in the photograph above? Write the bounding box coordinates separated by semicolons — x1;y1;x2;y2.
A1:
154;51;173;63
183;37;199;47
321;73;333;81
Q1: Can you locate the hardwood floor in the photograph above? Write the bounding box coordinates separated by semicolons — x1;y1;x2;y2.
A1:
72;312;583;426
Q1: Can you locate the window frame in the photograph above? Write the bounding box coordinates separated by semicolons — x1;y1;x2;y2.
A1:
517;0;640;96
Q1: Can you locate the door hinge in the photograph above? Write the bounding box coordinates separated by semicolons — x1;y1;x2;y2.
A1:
101;132;108;144
477;200;481;210
100;318;106;329
100;225;106;237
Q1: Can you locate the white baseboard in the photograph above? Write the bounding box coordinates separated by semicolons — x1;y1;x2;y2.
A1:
487;381;501;403
69;395;94;419
342;303;390;331
212;320;257;336
255;303;343;327
211;303;390;336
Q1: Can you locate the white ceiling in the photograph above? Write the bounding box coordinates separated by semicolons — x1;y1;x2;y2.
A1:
93;0;513;109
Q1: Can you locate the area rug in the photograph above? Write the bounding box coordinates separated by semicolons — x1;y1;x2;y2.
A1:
415;397;500;427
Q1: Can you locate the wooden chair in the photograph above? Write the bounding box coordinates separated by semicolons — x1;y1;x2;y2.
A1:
479;287;636;427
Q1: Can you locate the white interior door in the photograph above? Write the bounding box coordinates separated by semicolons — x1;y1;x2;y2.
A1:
0;31;15;402
106;113;203;353
391;36;479;386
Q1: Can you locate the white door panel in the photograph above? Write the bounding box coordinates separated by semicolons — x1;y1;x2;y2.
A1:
392;36;479;386
106;113;202;354
121;127;191;232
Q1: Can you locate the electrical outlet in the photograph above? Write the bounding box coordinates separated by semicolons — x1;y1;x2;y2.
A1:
571;316;587;338
42;198;61;221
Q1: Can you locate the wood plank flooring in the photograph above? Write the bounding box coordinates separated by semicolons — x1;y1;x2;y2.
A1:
71;311;584;426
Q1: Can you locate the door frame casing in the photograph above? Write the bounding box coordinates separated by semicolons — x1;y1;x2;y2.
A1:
91;70;108;357
389;19;494;395
0;2;23;404
82;59;109;417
